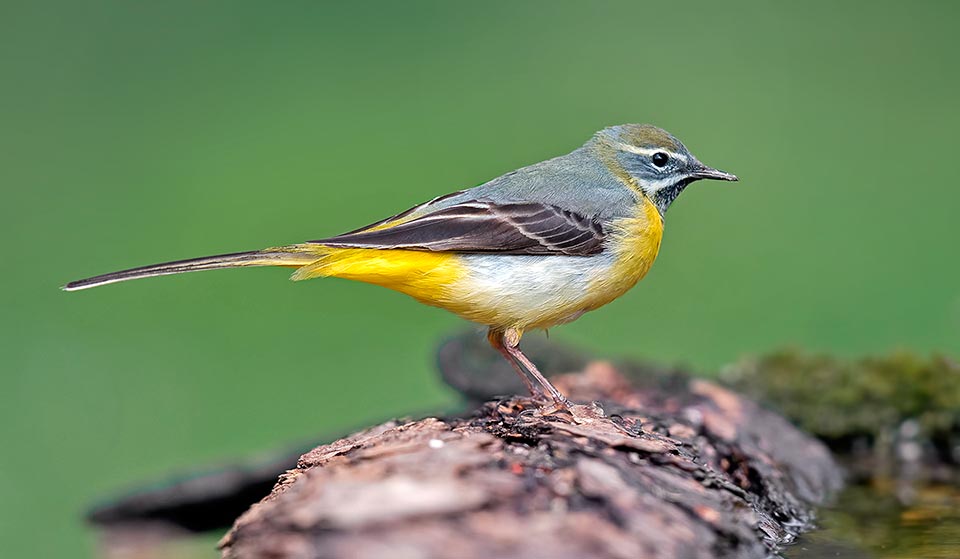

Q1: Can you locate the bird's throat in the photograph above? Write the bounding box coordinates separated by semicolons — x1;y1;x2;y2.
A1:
650;178;694;215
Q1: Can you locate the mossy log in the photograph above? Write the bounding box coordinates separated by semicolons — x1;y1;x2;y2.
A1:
218;359;841;559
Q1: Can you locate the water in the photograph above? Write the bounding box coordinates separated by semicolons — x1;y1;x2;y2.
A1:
788;483;960;559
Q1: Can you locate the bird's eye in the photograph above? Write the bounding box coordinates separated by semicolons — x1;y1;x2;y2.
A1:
652;152;669;167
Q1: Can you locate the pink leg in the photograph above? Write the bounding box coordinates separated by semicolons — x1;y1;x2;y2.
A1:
489;328;569;405
488;329;541;396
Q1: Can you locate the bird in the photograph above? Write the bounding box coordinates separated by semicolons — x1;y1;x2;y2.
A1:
65;124;736;407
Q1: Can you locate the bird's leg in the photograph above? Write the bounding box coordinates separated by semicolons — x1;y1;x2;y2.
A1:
504;331;569;406
492;328;569;406
488;329;542;397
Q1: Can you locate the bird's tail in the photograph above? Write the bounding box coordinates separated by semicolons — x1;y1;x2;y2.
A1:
63;245;327;291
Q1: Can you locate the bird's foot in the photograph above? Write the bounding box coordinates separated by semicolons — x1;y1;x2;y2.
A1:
523;397;607;424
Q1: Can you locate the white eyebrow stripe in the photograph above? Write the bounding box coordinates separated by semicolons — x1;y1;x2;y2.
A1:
611;142;688;163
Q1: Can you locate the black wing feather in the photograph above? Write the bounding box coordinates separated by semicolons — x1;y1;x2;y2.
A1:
310;200;604;256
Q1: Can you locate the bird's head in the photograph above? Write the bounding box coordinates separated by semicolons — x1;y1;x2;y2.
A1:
595;124;737;214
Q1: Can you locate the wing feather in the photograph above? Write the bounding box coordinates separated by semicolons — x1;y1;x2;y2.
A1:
310;200;604;256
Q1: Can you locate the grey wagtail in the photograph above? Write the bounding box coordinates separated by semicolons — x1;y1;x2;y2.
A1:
66;124;737;407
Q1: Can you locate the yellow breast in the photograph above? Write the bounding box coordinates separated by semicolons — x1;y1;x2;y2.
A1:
580;196;664;313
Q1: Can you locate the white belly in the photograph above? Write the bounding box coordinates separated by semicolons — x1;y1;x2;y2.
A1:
449;253;617;329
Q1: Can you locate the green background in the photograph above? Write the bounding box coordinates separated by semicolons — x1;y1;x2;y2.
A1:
2;1;957;556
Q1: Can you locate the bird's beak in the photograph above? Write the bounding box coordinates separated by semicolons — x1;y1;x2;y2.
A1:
691;164;738;182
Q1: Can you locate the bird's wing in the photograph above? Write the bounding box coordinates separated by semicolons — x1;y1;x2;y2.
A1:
309;199;605;256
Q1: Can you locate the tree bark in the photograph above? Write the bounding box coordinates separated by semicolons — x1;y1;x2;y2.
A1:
219;359;842;559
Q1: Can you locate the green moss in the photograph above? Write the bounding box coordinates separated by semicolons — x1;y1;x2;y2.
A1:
721;350;960;444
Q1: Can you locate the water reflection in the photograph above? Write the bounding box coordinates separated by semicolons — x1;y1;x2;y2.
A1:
788;483;960;558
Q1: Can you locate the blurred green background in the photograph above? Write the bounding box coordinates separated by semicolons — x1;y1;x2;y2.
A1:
2;1;958;556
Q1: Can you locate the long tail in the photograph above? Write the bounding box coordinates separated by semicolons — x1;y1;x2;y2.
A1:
63;245;325;291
